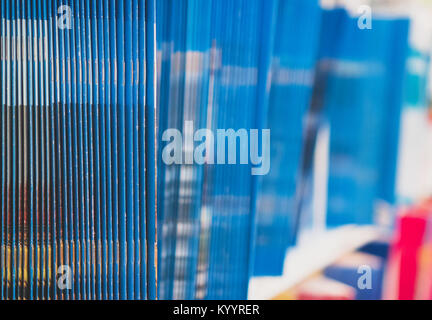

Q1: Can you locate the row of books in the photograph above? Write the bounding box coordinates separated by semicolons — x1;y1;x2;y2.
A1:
0;0;157;300
156;0;282;300
155;0;326;298
0;0;429;300
256;5;413;278
154;1;429;299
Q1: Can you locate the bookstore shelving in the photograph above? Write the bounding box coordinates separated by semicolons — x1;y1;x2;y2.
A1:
0;0;432;300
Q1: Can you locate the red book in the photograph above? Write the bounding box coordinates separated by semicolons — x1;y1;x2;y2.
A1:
385;203;432;300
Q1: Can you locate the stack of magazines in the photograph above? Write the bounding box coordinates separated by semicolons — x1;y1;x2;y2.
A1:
0;0;157;300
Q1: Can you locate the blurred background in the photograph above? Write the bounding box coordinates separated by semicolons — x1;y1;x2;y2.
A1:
156;0;432;300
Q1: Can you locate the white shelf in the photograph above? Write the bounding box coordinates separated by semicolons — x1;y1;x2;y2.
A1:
248;225;384;300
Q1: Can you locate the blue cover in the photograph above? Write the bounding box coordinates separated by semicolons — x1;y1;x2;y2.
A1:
253;0;322;276
318;9;410;226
